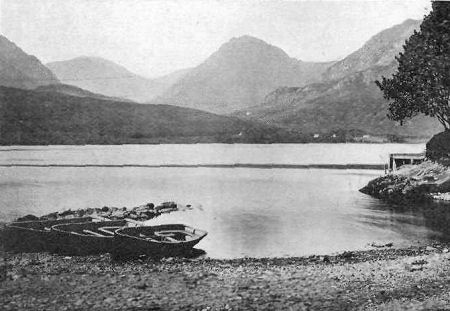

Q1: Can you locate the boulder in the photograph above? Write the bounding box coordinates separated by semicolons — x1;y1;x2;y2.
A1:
16;214;39;222
58;210;74;217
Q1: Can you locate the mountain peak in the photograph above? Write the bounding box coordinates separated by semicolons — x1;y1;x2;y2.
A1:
50;56;123;68
213;34;290;62
402;18;421;26
159;35;333;113
229;35;268;44
221;35;279;51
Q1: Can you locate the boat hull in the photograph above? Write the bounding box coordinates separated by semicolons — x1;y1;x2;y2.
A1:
112;224;207;259
2;217;93;253
51;220;127;255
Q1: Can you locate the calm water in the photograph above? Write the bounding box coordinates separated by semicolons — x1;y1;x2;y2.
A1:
1;144;448;258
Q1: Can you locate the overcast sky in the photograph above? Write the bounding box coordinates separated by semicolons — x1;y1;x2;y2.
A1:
0;0;431;78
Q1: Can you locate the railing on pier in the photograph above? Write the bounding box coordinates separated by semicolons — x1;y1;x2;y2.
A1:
388;152;426;171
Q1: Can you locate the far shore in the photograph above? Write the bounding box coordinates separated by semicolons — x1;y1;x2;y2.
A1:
0;140;430;147
0;163;386;170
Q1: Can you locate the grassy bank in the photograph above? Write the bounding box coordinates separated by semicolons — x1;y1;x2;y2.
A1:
1;244;449;310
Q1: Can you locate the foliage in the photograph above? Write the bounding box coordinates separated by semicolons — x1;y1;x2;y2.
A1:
376;2;450;130
426;130;450;163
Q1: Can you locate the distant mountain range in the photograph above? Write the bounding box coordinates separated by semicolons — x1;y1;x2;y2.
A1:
0;35;59;89
0;18;443;144
156;35;334;114
237;19;442;140
46;57;188;102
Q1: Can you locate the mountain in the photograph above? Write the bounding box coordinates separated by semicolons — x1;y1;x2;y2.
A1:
46;57;178;103
0;35;59;89
238;19;441;140
34;84;131;102
158;35;334;114
0;86;307;145
323;19;421;81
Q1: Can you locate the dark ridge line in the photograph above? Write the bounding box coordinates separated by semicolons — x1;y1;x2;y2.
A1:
0;163;385;169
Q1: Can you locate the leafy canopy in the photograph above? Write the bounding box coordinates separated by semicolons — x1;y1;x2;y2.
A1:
376;1;450;130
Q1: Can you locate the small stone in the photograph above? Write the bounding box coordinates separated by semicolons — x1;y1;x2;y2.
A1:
135;283;148;290
75;299;84;306
341;251;353;259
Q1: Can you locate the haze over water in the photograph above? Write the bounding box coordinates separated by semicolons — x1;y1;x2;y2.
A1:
1;143;448;258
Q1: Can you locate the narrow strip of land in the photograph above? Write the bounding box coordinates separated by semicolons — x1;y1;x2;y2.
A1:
0;163;385;170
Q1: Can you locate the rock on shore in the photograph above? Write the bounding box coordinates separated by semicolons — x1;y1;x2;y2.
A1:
14;201;181;222
360;161;450;204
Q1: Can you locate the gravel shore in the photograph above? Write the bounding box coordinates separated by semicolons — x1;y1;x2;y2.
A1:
1;243;449;310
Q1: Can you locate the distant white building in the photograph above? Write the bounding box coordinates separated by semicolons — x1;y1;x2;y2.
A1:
313;134;320;138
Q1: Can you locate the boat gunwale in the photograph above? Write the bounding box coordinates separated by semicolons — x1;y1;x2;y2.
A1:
51;220;127;238
115;224;207;244
5;217;94;233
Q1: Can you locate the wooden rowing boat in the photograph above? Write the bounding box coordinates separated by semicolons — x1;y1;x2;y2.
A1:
2;217;93;253
51;220;129;255
112;224;207;259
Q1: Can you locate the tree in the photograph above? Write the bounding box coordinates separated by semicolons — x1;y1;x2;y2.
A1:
376;1;450;130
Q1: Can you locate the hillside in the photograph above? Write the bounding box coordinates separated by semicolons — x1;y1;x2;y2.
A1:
34;84;130;102
46;57;175;102
158;35;334;114
0;86;305;145
0;35;59;89
323;19;421;81
238;19;441;140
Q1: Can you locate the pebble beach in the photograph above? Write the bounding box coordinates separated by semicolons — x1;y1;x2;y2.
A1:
1;243;449;310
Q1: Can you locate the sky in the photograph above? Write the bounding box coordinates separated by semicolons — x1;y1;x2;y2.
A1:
0;0;431;78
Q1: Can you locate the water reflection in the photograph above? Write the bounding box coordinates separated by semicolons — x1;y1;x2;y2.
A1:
358;198;450;243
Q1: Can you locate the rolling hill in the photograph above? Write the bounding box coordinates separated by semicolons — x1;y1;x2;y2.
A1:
34;84;131;102
46;57;183;103
0;35;59;89
158;35;334;114
0;86;304;145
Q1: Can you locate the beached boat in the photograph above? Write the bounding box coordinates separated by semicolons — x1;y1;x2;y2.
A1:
51;219;129;255
2;217;93;253
112;224;207;259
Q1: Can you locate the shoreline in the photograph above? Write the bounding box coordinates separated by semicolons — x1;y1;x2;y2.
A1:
1;243;449;310
0;163;386;170
0;140;430;147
